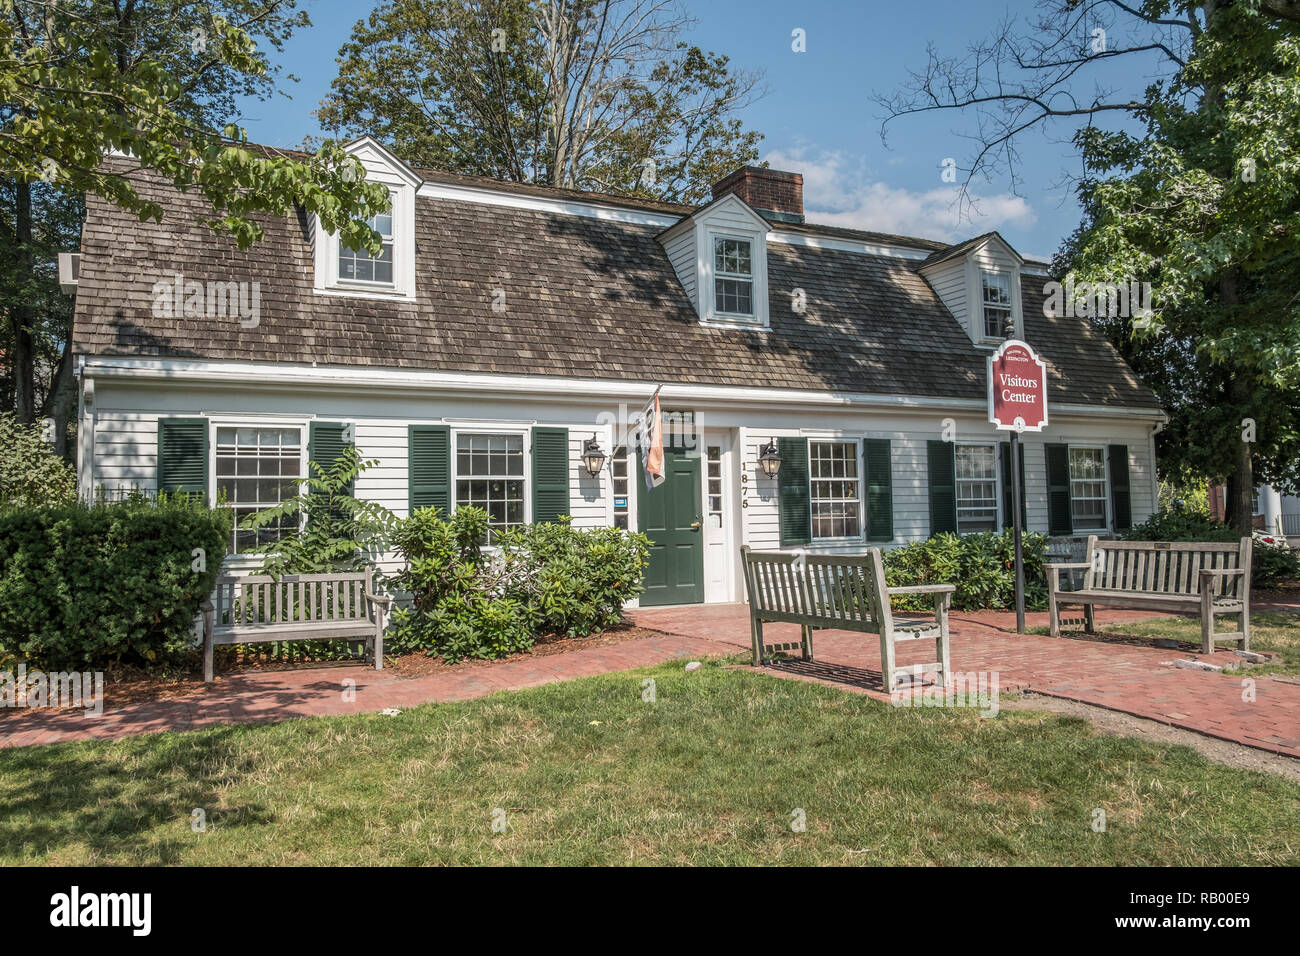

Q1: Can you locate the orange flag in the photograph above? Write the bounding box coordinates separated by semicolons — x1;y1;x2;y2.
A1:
640;390;665;490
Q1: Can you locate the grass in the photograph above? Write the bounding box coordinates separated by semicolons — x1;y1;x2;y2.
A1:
1032;612;1300;676
1;661;1297;865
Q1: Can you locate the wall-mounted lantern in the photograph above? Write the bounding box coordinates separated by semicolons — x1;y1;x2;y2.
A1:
758;439;782;478
581;437;607;477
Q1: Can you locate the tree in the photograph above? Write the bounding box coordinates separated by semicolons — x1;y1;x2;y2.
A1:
1;1;392;427
0;413;75;507
318;0;764;203
878;1;1300;534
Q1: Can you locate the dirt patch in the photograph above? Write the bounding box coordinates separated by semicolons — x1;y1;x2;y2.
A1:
1007;692;1300;781
38;623;671;710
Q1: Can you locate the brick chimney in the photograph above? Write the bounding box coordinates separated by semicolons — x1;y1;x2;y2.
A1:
711;166;804;224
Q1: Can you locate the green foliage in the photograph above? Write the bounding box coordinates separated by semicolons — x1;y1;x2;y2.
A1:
318;0;763;204
1;0;390;252
1123;505;1300;586
240;447;397;577
0;414;75;508
883;531;1049;612
387;507;650;662
0;493;230;670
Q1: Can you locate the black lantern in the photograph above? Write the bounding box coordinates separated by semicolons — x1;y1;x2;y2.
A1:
758;439;782;478
582;437;607;477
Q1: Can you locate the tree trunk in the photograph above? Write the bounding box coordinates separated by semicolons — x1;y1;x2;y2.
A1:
1220;270;1255;537
10;179;37;423
43;345;77;461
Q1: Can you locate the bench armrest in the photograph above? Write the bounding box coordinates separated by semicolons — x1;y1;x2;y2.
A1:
888;584;956;595
365;590;393;608
1198;568;1245;577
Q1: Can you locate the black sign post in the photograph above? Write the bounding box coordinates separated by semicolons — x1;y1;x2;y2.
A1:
1010;432;1025;634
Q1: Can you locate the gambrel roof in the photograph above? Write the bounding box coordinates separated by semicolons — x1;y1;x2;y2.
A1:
70;151;1160;411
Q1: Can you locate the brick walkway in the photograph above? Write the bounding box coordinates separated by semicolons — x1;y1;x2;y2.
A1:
0;633;716;749
3;602;1297;757
629;604;1300;759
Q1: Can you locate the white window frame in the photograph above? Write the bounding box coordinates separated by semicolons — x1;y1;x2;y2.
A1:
336;203;396;288
206;417;310;560
711;234;756;320
955;441;1001;534
808;437;864;542
697;220;769;329
313;140;419;301
1068;444;1110;532
450;426;532;537
981;271;1013;341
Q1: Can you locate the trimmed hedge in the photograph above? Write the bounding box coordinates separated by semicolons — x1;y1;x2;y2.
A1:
0;495;230;670
883;530;1050;611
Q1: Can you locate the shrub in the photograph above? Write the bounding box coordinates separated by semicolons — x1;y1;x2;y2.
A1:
0;414;75;509
387;507;650;662
0;493;230;670
1123;505;1297;586
882;530;1049;612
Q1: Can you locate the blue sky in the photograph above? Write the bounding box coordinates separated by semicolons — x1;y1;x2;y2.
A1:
236;0;1160;260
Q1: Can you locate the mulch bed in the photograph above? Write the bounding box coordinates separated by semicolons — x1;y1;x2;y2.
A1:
34;623;671;711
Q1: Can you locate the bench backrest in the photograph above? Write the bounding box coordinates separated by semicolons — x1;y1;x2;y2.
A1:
211;573;372;629
1084;536;1251;598
740;546;893;634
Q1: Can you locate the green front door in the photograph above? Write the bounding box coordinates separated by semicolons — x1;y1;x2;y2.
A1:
637;448;704;606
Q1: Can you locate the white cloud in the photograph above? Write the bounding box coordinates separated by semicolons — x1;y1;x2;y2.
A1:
763;148;1037;243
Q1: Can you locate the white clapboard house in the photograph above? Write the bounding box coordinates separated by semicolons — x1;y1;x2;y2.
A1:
67;137;1165;607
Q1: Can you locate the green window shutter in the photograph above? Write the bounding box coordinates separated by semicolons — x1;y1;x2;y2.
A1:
408;425;450;516
863;438;893;542
927;440;956;536
1109;444;1132;531
777;437;810;546
1046;443;1073;536
157;418;208;501
999;442;1027;530
309;421;354;493
532;427;570;524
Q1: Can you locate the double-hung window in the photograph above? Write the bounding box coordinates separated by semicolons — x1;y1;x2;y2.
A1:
215;426;303;554
455;432;526;541
955;444;999;532
338;206;394;286
982;272;1012;339
713;237;754;317
809;440;861;539
1068;446;1108;530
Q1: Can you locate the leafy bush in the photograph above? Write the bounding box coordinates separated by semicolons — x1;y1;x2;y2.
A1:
241;447;397;577
0;414;75;509
1123;505;1297;586
883;530;1049;611
0;493;230;670
387;507;650;662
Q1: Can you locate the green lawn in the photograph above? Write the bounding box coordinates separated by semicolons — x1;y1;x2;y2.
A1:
1035;611;1300;676
1;661;1296;865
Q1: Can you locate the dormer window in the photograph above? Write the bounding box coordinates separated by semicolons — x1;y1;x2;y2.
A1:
339;204;395;286
313;136;420;301
714;237;754;317
982;272;1012;339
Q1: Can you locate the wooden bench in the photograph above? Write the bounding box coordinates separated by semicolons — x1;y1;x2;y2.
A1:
740;546;955;689
201;573;391;682
1046;536;1252;653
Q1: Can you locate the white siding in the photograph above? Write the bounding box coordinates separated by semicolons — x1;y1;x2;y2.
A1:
661;227;697;310
922;258;967;331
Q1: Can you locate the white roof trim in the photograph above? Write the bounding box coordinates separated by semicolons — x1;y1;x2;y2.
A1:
343;135;423;189
769;231;932;261
80;356;1166;421
417;179;682;228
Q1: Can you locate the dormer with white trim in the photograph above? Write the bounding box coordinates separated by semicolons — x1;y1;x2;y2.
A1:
313;136;421;301
919;232;1025;347
658;188;772;330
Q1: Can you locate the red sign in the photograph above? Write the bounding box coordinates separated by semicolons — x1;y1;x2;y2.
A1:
988;340;1048;432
